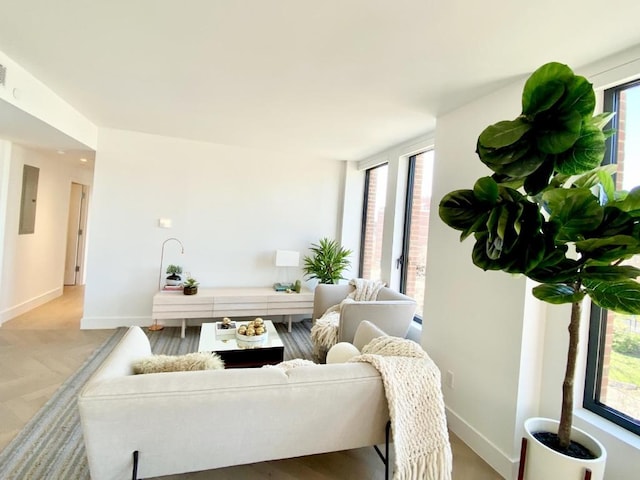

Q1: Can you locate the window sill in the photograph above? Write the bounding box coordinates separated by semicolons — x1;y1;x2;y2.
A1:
574;408;640;449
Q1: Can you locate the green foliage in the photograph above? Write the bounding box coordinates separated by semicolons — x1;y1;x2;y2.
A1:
439;62;640;315
612;329;640;357
302;238;353;284
166;264;182;275
183;277;199;287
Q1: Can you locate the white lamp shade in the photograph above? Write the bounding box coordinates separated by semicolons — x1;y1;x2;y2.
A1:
275;250;300;267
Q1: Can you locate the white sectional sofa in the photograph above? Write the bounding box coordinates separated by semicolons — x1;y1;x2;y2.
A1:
78;324;390;480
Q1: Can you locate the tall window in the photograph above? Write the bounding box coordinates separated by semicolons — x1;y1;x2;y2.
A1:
400;151;434;320
360;163;388;281
584;79;640;435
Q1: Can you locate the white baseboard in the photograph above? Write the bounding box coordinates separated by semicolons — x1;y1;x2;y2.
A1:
80;316;156;329
446;406;519;480
0;287;63;325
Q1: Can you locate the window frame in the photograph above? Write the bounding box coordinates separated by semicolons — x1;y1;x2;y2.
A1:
359;163;388;279
399;152;425;324
583;78;640;436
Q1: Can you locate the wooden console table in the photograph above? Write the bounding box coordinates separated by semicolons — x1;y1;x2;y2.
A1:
152;287;314;338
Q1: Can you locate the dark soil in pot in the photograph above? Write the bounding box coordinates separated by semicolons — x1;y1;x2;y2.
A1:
532;431;597;460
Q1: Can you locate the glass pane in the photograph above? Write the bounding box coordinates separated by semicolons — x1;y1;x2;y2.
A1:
361;164;387;281
597;83;640;424
404;151;434;318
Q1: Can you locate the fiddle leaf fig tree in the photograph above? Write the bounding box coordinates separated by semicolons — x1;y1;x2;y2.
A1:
439;62;640;453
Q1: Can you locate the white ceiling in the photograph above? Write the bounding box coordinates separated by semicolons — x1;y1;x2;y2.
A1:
1;0;640;161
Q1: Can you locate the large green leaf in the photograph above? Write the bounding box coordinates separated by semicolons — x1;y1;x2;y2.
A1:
542;188;603;241
478;118;531;149
522;62;574;116
576;235;640;251
439;190;489;231
584;279;640;314
473;177;499;204
478;142;546;178
576;235;640;262
556;75;596;118
582;265;640;281
460;212;490;242
589;207;636;238
536;110;583;154
532;283;584;304
554;123;606;175
617;186;640;215
527;257;580;283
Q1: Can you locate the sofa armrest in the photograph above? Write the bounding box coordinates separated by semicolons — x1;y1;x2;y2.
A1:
338;301;416;343
312;284;354;320
84;326;152;385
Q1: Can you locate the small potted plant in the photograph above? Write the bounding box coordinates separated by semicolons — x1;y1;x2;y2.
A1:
302;238;353;284
166;265;183;286
183;277;199;295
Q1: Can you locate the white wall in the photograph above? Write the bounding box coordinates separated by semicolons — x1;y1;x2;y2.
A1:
0;144;94;323
82;128;344;328
424;79;530;478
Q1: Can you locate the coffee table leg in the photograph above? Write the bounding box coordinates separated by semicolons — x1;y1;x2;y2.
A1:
181;319;186;338
286;315;292;332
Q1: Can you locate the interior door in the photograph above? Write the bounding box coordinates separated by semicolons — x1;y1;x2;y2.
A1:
64;182;88;285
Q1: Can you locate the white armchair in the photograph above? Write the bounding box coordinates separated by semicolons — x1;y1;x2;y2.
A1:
312;283;417;344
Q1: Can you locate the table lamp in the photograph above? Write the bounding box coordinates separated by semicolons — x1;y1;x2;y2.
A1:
274;250;299;291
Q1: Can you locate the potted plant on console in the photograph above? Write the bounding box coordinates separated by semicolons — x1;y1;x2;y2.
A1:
183;277;199;296
165;264;183;286
439;62;640;479
302;237;353;284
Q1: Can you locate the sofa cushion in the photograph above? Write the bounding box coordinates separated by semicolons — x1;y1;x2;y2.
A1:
132;352;224;374
353;320;388;351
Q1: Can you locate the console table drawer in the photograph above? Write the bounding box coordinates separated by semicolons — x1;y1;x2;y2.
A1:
153;307;213;320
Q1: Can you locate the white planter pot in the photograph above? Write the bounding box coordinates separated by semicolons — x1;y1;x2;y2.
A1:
522;417;606;480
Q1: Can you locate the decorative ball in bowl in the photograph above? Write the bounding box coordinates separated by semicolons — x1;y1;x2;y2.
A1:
235;318;268;342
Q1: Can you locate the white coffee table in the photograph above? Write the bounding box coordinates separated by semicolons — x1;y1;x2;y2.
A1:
198;320;284;368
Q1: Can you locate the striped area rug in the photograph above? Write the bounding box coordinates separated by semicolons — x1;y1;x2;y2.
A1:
0;319;314;479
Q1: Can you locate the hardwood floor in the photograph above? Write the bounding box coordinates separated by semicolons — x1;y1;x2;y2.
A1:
0;286;112;450
0;287;503;479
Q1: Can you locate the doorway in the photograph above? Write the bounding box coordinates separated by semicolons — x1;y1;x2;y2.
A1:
64;182;88;286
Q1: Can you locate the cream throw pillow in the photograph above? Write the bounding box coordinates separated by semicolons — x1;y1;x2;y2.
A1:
132;352;224;374
326;342;360;363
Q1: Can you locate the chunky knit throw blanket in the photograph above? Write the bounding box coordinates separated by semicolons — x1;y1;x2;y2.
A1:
310;278;385;351
353;336;452;480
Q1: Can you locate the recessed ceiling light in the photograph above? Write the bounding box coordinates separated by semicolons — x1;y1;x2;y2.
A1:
80;158;87;163
57;150;65;155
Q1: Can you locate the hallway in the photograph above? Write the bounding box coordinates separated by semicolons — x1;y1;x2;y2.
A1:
0;287;112;449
